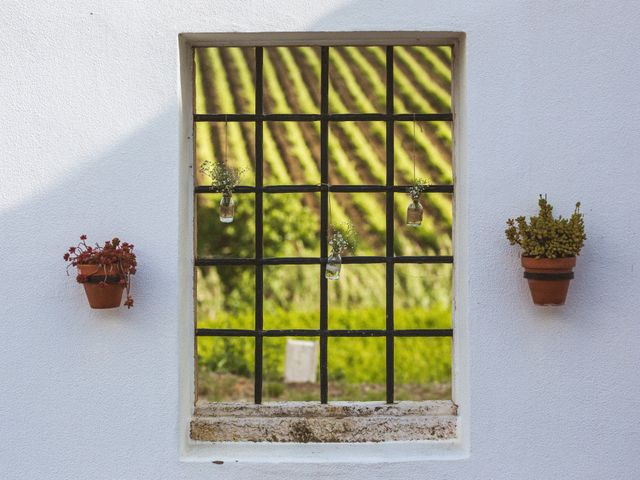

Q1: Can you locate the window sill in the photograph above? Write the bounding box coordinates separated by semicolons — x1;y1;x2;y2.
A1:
190;400;457;443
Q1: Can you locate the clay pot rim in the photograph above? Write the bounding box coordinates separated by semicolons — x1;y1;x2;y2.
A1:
521;255;576;270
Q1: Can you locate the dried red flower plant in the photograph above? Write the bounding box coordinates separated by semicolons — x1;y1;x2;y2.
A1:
64;235;137;308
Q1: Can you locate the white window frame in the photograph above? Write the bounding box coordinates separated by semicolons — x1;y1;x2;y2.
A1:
178;31;468;462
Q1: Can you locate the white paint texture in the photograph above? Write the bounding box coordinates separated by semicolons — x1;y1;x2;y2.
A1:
1;1;639;478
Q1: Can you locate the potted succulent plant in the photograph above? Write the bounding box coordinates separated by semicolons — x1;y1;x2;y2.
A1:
505;196;586;306
326;221;358;280
199;160;244;223
64;235;137;309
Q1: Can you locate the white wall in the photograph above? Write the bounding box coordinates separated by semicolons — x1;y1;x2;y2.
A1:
2;1;639;478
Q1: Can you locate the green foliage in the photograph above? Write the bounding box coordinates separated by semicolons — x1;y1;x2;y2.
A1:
201;337;253;378
409;46;452;87
194;45;457;397
263;194;318;256
337;46;453;183
198;306;452;384
505;196;586;258
197;193;319;315
394;46;451;113
297;46;449;250
366;46;452;146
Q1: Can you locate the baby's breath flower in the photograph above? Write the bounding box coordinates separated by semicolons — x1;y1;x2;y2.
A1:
408;178;429;201
328;221;358;255
200;160;245;196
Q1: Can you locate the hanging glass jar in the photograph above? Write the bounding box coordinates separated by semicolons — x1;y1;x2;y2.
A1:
406;196;423;227
406;114;428;228
325;251;342;280
219;193;236;223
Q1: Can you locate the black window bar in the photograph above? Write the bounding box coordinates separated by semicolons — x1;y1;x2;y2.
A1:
194;45;454;404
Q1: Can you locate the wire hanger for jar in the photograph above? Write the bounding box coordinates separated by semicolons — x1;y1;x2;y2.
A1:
318;182;334;237
412;113;425;183
413;113;417;182
224;114;229;166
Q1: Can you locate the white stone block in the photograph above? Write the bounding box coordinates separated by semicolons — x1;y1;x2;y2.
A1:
284;339;318;383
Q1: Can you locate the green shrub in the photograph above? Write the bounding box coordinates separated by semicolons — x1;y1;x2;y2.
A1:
197;306;452;385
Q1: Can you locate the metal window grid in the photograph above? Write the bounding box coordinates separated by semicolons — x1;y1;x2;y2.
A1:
194;45;454;404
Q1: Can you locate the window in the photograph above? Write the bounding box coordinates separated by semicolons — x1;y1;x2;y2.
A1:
191;41;456;442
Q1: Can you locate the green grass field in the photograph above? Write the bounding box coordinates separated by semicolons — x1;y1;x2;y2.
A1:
194;45;454;402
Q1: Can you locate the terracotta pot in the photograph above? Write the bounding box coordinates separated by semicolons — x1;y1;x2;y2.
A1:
77;264;125;309
521;256;576;306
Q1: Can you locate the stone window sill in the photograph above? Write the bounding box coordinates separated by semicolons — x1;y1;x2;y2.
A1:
190;400;457;443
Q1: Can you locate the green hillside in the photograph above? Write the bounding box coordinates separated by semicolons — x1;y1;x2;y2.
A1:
194;45;454;402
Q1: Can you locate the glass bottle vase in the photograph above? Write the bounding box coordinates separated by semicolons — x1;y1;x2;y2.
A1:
220;194;236;223
406;199;423;227
325;251;342;280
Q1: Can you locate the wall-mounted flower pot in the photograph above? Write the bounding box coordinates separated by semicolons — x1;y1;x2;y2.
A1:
77;264;125;309
521;256;576;306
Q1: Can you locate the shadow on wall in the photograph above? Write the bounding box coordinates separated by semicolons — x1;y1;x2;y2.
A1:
0;107;181;327
0;96;200;477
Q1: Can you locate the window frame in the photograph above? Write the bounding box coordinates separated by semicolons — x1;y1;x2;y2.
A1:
179;32;468;454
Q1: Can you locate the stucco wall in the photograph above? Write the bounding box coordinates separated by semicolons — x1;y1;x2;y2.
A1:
2;1;639;478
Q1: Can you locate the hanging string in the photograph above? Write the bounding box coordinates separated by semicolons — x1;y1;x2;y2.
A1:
411;113;426;183
413;113;417;183
224;114;228;166
410;114;427;278
328;189;333;231
318;182;333;237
